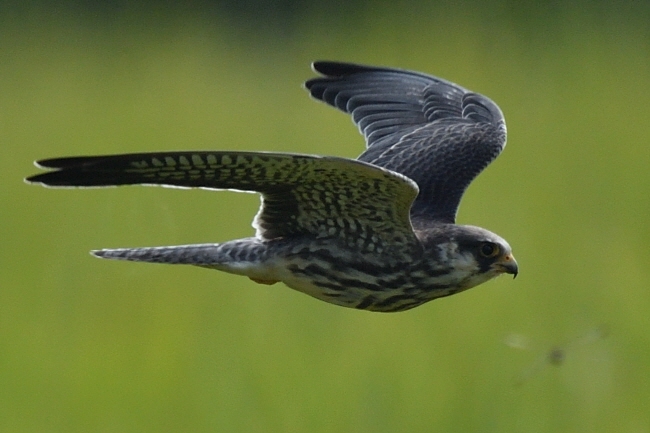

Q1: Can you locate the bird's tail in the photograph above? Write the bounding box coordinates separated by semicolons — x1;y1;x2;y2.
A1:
93;238;269;265
92;243;228;265
91;238;283;282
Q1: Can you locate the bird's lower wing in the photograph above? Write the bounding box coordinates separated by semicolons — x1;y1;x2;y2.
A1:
27;151;420;253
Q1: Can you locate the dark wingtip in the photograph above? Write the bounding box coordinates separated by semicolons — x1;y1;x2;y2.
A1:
33;156;78;169
25;159;60;185
305;60;337;92
310;60;378;77
310;60;340;75
24;169;86;187
24;170;65;186
310;60;326;72
24;173;44;185
24;154;142;187
306;60;376;95
33;158;60;169
26;156;97;186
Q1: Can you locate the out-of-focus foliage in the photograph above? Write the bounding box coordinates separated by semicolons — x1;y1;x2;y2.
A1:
1;2;649;432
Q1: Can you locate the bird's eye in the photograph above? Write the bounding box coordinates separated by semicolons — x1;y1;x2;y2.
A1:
479;242;500;258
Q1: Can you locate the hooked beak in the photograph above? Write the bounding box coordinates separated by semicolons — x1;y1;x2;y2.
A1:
495;254;519;279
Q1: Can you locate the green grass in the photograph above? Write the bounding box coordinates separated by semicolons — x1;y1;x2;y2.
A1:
2;4;649;432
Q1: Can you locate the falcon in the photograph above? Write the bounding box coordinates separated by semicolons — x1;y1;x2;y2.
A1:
26;61;518;312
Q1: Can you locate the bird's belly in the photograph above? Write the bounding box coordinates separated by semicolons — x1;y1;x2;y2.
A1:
277;267;375;309
217;254;501;312
275;261;465;311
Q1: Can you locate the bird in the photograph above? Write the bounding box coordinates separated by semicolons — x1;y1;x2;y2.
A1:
25;61;518;312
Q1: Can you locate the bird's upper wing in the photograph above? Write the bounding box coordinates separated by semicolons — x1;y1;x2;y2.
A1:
305;61;507;224
26;151;420;254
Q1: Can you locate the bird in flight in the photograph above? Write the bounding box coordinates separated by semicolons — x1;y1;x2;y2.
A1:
26;61;518;312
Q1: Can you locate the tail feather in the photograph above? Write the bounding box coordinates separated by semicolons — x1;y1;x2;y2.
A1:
92;239;284;283
92;244;227;265
92;239;271;265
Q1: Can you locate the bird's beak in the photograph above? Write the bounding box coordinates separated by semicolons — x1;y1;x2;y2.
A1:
495;254;518;279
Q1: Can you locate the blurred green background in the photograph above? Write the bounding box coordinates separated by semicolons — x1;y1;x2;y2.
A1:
2;1;649;432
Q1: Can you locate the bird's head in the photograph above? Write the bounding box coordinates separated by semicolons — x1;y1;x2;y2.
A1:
459;225;517;276
418;224;518;291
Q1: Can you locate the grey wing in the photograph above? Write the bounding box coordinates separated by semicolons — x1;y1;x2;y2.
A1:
26;151;420;254
305;61;507;224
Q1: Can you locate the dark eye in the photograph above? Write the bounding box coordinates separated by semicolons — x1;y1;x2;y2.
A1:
479;242;500;258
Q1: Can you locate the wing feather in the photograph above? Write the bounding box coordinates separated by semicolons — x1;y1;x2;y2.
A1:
306;61;507;224
26;151;419;254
